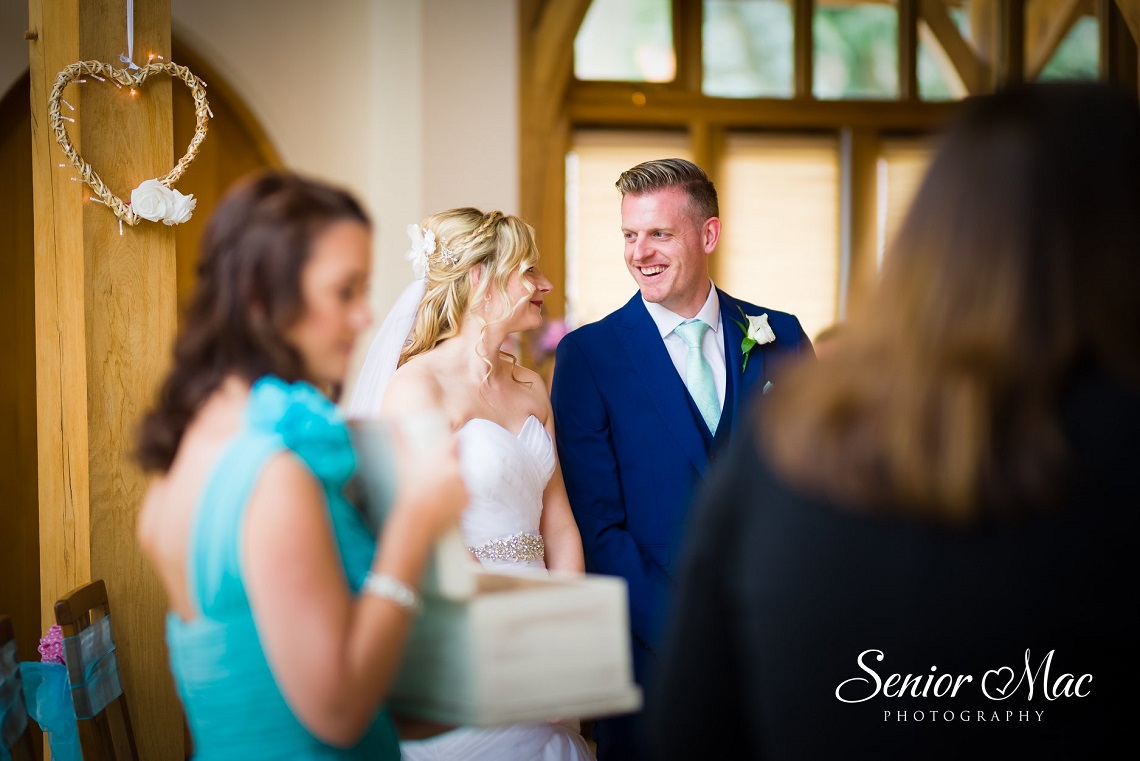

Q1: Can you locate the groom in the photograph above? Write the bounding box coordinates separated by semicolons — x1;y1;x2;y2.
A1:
551;158;813;759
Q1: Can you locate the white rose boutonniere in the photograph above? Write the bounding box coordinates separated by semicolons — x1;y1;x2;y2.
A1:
733;307;776;372
130;178;197;226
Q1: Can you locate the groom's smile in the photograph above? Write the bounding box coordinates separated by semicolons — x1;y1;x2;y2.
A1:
621;187;721;318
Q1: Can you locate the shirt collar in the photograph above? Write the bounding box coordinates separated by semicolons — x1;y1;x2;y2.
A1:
642;281;721;339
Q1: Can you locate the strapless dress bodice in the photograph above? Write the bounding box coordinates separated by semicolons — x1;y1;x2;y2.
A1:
400;414;596;761
455;415;555;571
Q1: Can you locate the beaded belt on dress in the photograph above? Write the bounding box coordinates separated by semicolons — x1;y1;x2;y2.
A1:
468;531;545;563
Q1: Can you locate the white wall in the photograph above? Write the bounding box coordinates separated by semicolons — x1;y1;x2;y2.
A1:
170;0;518;315
169;0;427;317
422;0;519;215
2;0;519;378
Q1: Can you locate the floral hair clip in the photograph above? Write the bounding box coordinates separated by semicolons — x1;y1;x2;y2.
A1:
406;223;458;279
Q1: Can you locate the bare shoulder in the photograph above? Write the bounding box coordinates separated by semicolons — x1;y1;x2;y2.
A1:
509;361;554;425
245;451;326;538
383;358;446;416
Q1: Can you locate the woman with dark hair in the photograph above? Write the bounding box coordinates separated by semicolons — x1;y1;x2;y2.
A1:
649;84;1140;760
136;171;467;760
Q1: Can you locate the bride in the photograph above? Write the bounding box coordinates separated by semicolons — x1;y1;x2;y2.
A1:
347;208;593;760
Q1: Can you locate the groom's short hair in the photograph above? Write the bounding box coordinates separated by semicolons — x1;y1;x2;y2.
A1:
616;158;719;222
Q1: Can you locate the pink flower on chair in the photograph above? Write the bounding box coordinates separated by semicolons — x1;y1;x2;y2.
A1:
38;623;65;665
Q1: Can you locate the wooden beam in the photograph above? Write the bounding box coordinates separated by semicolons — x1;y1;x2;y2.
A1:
531;0;592;94
920;0;992;93
970;0;999;67
0;75;41;671
841;128;881;320
689;120;716;179
899;0;920;100
29;0;182;758
1117;0;1140;43
539;116;570;319
995;0;1026;88
568;83;959;130
520;0;593;320
28;0;90;639
1102;0;1140;89
1026;0;1087;80
689;121;724;280
794;0;814;99
519;0;545;31
676;0;703;93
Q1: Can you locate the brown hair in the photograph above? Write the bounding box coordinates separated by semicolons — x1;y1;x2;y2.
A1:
136;171;370;472
616;157;719;222
762;84;1140;523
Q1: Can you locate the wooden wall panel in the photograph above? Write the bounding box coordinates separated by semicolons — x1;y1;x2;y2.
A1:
29;0;182;757
29;0;91;637
0;76;40;667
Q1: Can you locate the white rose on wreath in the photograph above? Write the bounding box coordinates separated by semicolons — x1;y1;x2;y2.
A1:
130;178;197;226
163;188;198;225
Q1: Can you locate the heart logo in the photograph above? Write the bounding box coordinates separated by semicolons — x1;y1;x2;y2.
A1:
47;59;210;226
983;666;1017;699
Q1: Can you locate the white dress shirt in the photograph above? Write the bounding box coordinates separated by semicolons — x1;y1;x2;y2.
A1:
642;281;727;410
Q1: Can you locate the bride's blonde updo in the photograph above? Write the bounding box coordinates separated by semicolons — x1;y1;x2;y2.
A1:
399;208;540;370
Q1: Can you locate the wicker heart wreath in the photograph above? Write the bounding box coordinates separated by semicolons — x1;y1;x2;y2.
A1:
48;59;211;226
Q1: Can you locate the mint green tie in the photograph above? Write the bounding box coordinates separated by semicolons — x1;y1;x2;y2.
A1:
674;319;720;435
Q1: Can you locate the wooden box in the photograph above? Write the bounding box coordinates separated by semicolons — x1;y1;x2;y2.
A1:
350;420;642;726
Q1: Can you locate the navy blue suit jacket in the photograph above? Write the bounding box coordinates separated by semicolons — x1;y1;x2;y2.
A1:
551;289;813;672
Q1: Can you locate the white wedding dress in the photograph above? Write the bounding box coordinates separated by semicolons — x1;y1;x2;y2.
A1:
399;414;595;761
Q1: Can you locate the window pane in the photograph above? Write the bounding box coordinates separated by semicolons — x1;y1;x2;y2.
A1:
703;0;794;98
718;134;840;342
574;0;676;82
878;137;935;265
1036;14;1098;81
566;131;692;326
814;1;898;100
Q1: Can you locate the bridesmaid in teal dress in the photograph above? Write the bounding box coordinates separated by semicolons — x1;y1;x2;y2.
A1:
135;172;467;760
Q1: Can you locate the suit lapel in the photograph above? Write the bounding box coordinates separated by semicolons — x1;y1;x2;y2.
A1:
718;292;755;433
614;296;709;474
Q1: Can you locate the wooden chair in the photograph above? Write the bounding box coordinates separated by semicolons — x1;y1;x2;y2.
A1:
54;581;139;761
0;615;39;761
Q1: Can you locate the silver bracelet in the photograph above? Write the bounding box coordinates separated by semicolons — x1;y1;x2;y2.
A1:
362;572;421;614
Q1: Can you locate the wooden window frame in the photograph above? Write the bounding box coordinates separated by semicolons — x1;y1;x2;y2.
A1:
520;0;1140;320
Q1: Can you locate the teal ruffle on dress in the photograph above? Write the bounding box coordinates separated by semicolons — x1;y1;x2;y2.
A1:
166;376;399;760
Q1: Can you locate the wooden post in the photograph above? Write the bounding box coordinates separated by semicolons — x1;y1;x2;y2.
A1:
996;0;1026;89
1102;0;1140;90
1118;0;1140;44
899;0;920;100
675;0;703;94
842;128;881;320
921;0;992;94
794;0;815;99
28;0;182;758
519;0;591;321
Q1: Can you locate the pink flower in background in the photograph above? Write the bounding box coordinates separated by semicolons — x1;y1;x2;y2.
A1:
38;623;65;665
536;319;570;356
